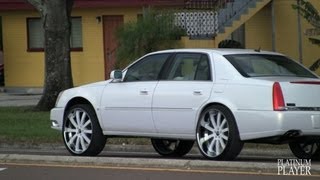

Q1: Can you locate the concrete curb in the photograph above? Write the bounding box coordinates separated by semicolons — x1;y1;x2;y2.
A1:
0;145;320;175
1;154;320;175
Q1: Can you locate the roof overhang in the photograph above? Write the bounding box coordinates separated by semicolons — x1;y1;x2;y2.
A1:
0;0;184;10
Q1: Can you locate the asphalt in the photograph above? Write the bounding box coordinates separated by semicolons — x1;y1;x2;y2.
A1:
0;92;320;175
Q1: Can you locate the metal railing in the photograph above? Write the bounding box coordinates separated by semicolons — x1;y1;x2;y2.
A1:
217;0;253;29
177;0;256;38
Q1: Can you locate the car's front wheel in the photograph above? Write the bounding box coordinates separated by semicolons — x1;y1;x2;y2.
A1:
63;104;107;156
289;141;320;160
151;138;194;157
196;105;243;160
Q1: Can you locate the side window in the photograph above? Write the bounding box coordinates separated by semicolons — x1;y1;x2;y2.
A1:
166;53;211;81
124;53;170;82
195;55;211;80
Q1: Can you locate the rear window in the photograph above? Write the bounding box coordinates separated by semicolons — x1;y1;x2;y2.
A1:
224;54;317;78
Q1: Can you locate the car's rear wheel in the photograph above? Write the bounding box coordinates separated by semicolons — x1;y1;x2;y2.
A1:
196;105;243;160
151;139;194;157
289;141;320;160
63;104;107;156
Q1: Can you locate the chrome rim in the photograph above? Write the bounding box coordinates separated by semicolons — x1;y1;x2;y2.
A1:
299;143;320;155
197;109;229;158
160;140;179;152
64;108;93;154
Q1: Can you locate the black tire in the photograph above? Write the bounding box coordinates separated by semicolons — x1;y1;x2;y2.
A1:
289;141;320;160
63;104;107;156
196;105;243;160
151;138;194;157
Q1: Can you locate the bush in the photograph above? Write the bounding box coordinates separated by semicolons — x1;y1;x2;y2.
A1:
115;9;186;68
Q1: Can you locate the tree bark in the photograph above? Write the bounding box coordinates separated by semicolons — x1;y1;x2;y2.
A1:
27;0;74;111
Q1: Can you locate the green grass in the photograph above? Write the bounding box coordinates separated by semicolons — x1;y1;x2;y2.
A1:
0;106;61;145
0;106;150;146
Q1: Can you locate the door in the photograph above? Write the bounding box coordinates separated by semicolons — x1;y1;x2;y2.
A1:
0;16;3;86
100;53;171;134
152;53;213;135
103;15;123;80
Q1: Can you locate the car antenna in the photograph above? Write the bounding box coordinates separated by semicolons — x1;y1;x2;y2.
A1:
254;47;261;52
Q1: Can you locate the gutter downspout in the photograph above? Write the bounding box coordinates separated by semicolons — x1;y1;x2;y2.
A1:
297;0;303;63
271;0;276;52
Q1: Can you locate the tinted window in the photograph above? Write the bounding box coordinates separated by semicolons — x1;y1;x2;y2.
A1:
225;54;317;78
124;53;169;82
195;55;211;80
166;53;211;81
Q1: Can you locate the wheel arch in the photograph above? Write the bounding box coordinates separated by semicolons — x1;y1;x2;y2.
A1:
196;101;240;135
63;97;99;122
65;97;95;112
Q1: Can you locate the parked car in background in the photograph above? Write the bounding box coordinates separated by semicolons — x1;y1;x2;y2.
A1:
51;49;320;160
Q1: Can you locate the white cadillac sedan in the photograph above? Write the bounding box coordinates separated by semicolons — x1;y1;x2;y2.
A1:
51;49;320;160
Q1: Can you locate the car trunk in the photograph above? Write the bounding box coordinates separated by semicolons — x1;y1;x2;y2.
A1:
280;79;320;108
253;77;320;109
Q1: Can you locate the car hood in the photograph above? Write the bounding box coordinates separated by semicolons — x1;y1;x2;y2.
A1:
80;80;112;88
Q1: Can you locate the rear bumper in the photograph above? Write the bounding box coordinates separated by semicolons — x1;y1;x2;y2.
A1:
50;107;64;131
235;110;320;141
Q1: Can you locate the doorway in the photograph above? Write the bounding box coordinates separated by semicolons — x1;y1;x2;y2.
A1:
0;16;4;86
102;15;124;80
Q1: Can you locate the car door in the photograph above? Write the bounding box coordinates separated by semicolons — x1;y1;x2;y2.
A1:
100;53;171;134
152;53;214;136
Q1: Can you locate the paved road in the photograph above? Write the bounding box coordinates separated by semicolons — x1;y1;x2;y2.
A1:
0;163;319;180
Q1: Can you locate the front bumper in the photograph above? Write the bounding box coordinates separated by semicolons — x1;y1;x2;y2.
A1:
235;110;320;141
50;107;64;131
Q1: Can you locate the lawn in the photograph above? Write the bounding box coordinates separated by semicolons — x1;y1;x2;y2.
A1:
0;106;61;145
0;106;149;146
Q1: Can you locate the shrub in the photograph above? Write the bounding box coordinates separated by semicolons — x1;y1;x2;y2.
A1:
115;9;186;68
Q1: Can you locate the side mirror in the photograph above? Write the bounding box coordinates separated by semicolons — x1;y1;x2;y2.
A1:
110;70;123;81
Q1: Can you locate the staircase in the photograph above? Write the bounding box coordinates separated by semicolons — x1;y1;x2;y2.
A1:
215;0;272;46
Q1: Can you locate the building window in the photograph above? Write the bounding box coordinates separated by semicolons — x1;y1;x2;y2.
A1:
27;17;83;51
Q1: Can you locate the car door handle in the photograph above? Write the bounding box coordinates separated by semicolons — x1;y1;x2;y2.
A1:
193;90;203;95
140;90;149;95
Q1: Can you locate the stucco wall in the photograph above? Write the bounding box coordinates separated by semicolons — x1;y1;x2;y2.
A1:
1;7;140;88
245;0;320;74
245;3;273;51
1;0;320;88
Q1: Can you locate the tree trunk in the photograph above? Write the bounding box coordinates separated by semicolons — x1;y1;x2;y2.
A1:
27;0;74;111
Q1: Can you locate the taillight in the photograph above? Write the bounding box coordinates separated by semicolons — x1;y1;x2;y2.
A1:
273;82;285;111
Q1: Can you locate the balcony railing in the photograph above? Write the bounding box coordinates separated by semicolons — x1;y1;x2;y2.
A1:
177;0;255;38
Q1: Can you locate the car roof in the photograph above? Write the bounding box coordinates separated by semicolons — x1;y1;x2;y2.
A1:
149;48;283;56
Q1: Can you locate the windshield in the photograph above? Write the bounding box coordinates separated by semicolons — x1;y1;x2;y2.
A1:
224;54;317;78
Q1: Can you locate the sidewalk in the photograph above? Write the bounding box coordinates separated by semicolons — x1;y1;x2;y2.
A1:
0;93;41;107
